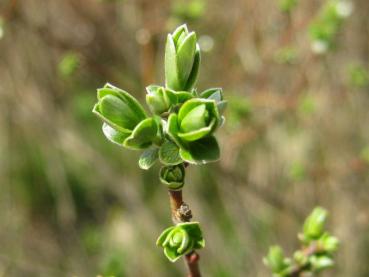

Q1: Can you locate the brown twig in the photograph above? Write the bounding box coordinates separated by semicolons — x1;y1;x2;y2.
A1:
168;188;201;277
185;252;201;277
290;243;321;277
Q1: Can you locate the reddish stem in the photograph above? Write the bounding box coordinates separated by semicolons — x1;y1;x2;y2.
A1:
168;189;201;277
290;243;321;277
185;252;201;277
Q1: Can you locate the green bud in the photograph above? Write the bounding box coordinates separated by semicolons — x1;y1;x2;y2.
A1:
319;233;340;253
93;83;161;149
168;98;220;144
309;0;352;54
263;246;290;273
166;98;221;164
293;250;308;267
309;255;334;272
279;0;298;13
303;207;328;240
160;164;185;190
93;83;147;132
165;24;201;91
180;104;209;133
58;52;80;77
145;85;177;115
156;222;205;262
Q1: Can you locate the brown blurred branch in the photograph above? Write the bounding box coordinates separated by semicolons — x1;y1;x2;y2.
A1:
1;0;17;21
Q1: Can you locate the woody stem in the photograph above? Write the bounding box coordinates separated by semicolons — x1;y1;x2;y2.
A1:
168;189;201;277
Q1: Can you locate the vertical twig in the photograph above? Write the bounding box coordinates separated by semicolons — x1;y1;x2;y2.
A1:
168;187;201;277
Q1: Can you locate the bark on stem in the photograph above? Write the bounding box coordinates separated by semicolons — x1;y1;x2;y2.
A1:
290;243;321;277
168;189;201;277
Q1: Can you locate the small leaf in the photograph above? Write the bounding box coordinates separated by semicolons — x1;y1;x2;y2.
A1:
156;226;174;246
164;246;181;262
139;147;159;170
195;238;205;249
172;24;188;44
310;256;334;272
179;136;220;164
123;118;159;150
167;113;187;149
159;140;182;165
178;98;219;124
217;100;228;115
184;46;201;91
178;118;216;142
174;91;193;104
200;88;223;101
165;34;181;90
99;94;140;130
102;123;130;146
177;32;197;85
99;84;147;119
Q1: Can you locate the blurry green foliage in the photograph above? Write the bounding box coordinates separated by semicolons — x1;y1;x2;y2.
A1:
309;0;353;54
265;207;339;276
58;52;80;77
12;142;56;215
82;225;103;255
288;161;306;182
172;0;206;20
348;64;369;88
278;0;298;13
274;47;298;64
72;90;97;121
0;17;4;40
360;146;369;164
298;94;316;116
100;249;126;277
227;96;252;129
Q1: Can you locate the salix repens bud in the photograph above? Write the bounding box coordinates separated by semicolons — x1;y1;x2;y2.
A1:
156;222;205;262
165;24;200;91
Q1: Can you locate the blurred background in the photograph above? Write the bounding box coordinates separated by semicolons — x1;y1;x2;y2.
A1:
0;0;368;276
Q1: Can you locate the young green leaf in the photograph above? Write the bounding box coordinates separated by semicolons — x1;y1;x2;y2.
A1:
139;147;159;170
179;136;220;164
102;123;130;146
123;118;159;150
159;140;183;165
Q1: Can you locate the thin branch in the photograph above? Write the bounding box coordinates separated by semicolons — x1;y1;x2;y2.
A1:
185;252;201;277
290;243;321;277
168;187;201;277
